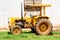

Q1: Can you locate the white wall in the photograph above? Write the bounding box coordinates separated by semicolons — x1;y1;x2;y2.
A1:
42;0;60;25
0;0;23;28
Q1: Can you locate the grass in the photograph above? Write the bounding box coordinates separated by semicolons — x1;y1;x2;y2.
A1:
0;31;60;40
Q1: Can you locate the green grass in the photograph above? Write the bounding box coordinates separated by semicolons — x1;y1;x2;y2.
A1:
0;31;60;40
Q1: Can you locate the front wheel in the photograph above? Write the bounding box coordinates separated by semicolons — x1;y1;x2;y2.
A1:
11;26;22;35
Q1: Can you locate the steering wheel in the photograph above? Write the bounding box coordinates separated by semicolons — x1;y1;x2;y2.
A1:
30;14;33;18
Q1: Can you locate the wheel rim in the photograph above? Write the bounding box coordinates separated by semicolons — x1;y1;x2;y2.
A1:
39;23;48;32
12;27;21;35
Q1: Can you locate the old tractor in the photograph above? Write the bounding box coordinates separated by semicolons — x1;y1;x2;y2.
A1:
8;3;53;35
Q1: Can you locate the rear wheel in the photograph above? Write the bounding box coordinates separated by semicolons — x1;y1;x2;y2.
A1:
36;19;52;35
11;26;22;35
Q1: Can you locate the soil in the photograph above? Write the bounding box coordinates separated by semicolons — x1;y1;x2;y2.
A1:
53;34;60;36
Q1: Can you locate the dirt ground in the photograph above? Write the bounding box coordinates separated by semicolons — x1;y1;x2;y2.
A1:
53;34;60;36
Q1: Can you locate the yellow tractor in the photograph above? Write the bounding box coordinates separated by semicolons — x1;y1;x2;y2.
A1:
8;3;53;35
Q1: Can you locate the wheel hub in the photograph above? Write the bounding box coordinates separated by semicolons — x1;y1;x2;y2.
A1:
39;23;48;32
13;27;21;35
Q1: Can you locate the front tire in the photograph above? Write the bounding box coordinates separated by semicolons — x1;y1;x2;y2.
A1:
11;26;22;35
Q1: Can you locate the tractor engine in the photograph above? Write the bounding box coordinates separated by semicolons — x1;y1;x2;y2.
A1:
15;19;33;28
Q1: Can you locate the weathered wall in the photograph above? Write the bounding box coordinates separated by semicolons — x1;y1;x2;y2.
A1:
0;0;23;28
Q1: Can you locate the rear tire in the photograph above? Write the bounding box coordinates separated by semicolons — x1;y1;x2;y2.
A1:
36;19;52;35
11;26;22;35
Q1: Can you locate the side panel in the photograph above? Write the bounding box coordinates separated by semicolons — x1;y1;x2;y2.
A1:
24;17;32;23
